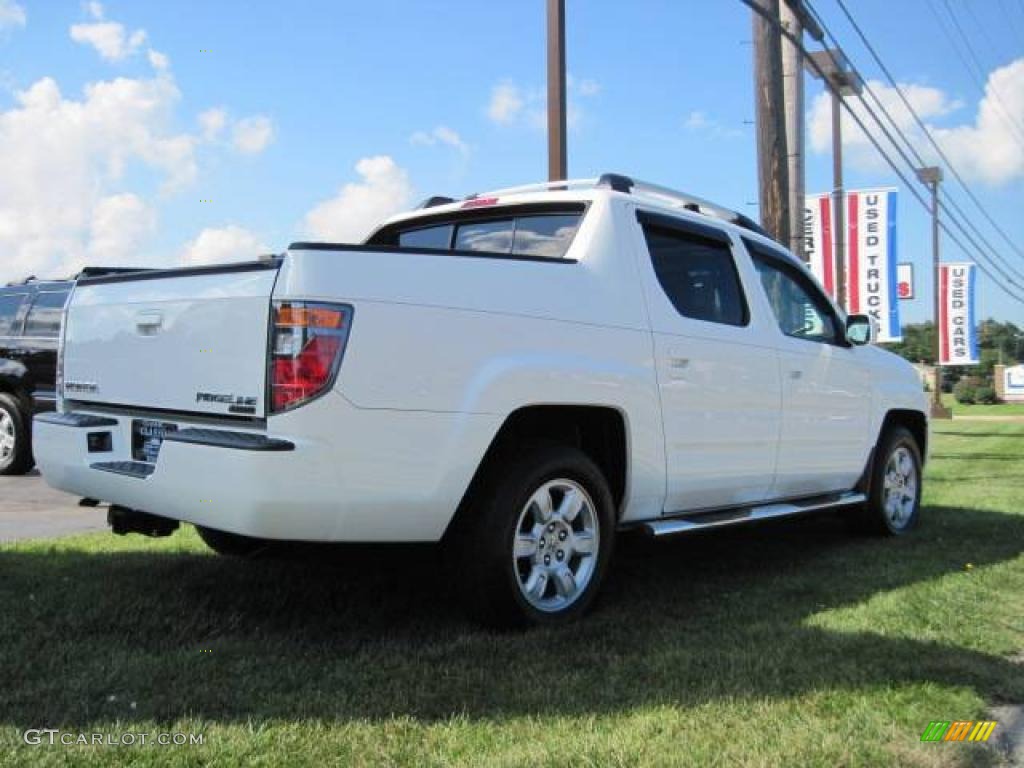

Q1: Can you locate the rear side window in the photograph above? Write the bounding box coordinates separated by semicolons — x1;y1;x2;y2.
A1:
373;206;584;260
640;221;748;327
455;219;515;253
23;290;69;338
398;224;453;250
0;292;28;336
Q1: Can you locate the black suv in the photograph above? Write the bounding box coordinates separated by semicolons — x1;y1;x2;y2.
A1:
0;268;144;475
0;278;71;474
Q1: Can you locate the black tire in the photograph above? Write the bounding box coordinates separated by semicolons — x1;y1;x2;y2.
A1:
0;393;34;476
195;525;269;557
452;443;616;629
853;425;922;536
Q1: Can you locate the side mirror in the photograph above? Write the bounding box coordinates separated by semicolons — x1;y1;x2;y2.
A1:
846;314;874;345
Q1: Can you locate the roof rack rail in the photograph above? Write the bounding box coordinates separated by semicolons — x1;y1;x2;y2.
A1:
4;275;38;286
595;173;771;239
417;195;456;209
463;174;771;240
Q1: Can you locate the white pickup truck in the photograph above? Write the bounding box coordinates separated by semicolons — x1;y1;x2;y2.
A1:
34;174;928;627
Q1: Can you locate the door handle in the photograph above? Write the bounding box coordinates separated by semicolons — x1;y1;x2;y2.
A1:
668;357;690;380
135;311;163;335
789;370;803;380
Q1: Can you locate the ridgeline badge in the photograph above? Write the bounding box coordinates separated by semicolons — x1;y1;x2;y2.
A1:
195;391;257;414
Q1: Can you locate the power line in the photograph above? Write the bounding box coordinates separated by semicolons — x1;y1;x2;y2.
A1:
806;0;1024;287
830;0;1024;266
925;0;1024;149
738;0;1024;305
940;0;1024;140
996;0;1024;44
963;1;1016;70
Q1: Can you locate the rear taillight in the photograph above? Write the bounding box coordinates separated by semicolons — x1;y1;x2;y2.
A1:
269;301;352;413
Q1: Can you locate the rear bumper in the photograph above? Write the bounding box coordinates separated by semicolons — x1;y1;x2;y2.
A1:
33;394;501;542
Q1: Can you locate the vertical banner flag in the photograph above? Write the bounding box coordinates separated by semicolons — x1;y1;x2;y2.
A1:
804;192;836;300
804;188;902;342
939;263;980;366
846;188;901;342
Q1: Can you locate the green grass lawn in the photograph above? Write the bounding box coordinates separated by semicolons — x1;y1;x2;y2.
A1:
942;392;1024;417
2;422;1023;766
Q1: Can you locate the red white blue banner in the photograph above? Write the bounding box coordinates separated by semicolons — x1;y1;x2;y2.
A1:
804;192;836;300
846;188;901;342
939;262;980;366
804;188;902;342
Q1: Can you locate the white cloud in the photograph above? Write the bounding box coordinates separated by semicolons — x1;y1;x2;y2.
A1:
487;82;524;125
0;72;199;280
808;59;1024;185
0;0;26;31
684;109;742;139
198;107;227;141
685;110;710;130
302;155;414;243
179;225;269;266
487;77;599;132
409;125;468;155
147;49;169;71
70;20;147;61
87;193;156;263
232;115;274;154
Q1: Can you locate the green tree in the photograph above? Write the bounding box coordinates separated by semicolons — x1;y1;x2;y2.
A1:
883;318;1022;383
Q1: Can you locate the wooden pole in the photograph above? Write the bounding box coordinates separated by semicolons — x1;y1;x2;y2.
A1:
752;0;791;246
780;0;804;259
546;0;567;182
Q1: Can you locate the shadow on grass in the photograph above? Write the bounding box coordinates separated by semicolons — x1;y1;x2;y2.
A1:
1;505;1023;726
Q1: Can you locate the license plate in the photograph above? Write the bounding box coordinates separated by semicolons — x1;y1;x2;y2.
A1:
132;420;177;463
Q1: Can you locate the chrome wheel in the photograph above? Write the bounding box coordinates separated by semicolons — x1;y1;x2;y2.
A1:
513;478;599;613
883;445;918;529
0;409;15;466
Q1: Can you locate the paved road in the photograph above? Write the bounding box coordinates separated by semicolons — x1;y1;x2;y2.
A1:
0;470;106;543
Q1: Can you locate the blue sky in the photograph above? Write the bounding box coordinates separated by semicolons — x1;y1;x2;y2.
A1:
1;0;1022;325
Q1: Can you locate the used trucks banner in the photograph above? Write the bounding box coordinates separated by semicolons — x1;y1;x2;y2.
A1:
939;262;980;366
804;188;901;342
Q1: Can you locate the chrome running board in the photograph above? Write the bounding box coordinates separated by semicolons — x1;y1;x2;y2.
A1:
642;492;866;538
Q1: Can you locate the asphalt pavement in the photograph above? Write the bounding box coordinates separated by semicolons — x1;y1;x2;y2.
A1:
0;470;107;543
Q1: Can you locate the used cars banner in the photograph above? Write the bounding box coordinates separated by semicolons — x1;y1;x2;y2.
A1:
939;262;980;366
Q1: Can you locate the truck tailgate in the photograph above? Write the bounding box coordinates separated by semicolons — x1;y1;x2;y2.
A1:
62;263;279;418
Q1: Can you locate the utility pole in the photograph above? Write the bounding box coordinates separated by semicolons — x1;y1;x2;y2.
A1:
546;0;567;183
779;0;822;261
917;165;952;419
752;0;791;245
806;50;861;310
780;1;804;259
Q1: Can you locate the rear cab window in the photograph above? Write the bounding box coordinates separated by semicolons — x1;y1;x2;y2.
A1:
371;204;586;260
24;289;70;338
0;291;29;337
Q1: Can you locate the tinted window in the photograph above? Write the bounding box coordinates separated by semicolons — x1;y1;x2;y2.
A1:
455;219;515;254
24;290;69;338
751;254;837;343
641;224;748;327
0;293;28;336
399;224;453;250
372;207;584;259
